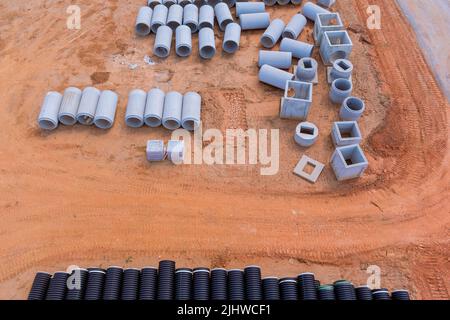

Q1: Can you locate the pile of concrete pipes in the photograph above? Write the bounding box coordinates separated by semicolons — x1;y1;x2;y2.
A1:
38;87;119;131
125;89;201;131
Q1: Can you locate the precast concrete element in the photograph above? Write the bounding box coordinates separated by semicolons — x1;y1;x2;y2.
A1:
222;0;236;7
302;1;330;21
314;12;344;45
176;25;193;56
77;87;101;125
258;50;292;69
162;91;183;130
277;0;290;5
182;91;201;130
294;122;318;147
259;64;294;90
330;78;352;104
58;87;82;126
236;2;265;17
38;91;63;130
183;4;199;32
263;0;277;6
331;121;362;147
282;14;307;39
199;5;214;29
146;140;166;161
239;13;270;30
163;0;177;7
151;4;169;33
144;88;165;127
295;57;318;82
223;23;241;53
280;38;314;59
199;27;216;59
318;0;336;8
280;80;313;119
260;19;285;48
320;30;353;65
178;0;192;6
167;4;183;30
340;97;365;121
293;155;325;183
330;144;368;181
154;25;173;58
167;140;185;164
215;3;233;31
328;58;353;83
94;90;119;129
125;89;147;128
148;0;162;9
135;7;153;36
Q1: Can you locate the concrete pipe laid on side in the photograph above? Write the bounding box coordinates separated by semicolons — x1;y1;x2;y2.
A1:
239;12;270;30
339;97;365;121
199;27;216;59
167;4;183;30
58;87;82;126
215;3;233;31
94;90;119;129
38;91;63;130
294;122;319;147
135;6;153;36
148;0;162;9
144;88;166;127
223;23;241;54
260;19;285;48
263;0;277;6
280;38;313;59
183;4;199;33
77;87;101;125
236;2;265;17
125;89;147;128
154;25;173;58
296;57;318;82
151;4;168;33
302;1;330;21
329;78;353;104
176;25;192;57
259;64;294;90
282;14;307;39
199;5;214;29
162;91;183;130
258;50;292;69
182;92;201;131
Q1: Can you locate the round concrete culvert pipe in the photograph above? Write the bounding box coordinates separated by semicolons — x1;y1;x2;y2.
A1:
167;4;183;30
163;0;177;7
259;64;294;90
148;0;162;9
76;87;100;125
302;1;330;22
294;122;319;147
182;91;201;130
199;27;216;59
339;96;365;121
277;0;290;5
280;38;314;59
183;4;199;33
58;87;82;126
330;58;353;81
154;25;173;58
239;12;270;30
199;5;214;29
223;22;241;53
176;25;192;57
93;90;119;129
282;14;307;39
258;50;292;69
150;4;168;33
38;91;63;130
125;89;147;128
263;0;277;6
135;7;153;36
178;0;192;6
162;91;183;130
329;78;353;104
296;57;318;81
144;88;165;127
236;2;265;17
260;19;285;49
215;3;233;31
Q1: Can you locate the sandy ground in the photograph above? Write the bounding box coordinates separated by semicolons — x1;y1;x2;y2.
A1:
0;0;449;299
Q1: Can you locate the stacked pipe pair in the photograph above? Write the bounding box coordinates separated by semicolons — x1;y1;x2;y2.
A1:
126;89;201;131
38;87;118;130
146;140;185;163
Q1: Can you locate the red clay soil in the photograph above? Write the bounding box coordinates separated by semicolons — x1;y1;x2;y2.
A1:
0;0;448;299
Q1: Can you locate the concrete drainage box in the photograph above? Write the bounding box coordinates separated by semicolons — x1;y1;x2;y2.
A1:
320;30;353;66
280;80;313;120
314;12;344;45
330;144;368;181
331;121;362;146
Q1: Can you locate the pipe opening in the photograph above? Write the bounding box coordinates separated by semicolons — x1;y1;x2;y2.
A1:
145;116;162;127
345;98;364;111
303;59;313;69
59;115;76;126
38;119;57;130
200;46;215;59
77;114;94;125
167;22;180;30
126;117;144;128
300;126;315;135
151;23;163;34
177;45;191;57
334;79;351;91
337;60;351;70
94;118;112;129
154;46;169;57
282;30;295;39
136;24;151;36
182;119;197;131
223;41;238;53
186;22;198;33
163;119;181;130
260;35;274;48
341;146;365;166
220;20;232;31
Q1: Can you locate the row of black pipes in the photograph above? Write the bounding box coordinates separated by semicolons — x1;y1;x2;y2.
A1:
29;260;410;300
